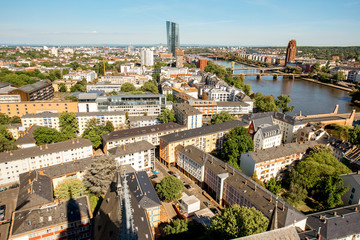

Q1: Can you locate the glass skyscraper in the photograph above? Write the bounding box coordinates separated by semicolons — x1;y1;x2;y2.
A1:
166;21;179;56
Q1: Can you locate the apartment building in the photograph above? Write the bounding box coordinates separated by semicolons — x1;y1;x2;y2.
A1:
128;115;161;128
21;111;126;135
159;120;246;166
7;80;54;101
86;82;122;93
98;74;148;86
173;103;203;129
216;102;251;117
9;196;92;240
172;87;198;99
52;79;78;92
240;141;317;182
0;100;78;117
0;138;93;185
108;141;155;171
64;70;97;82
253;125;282;150
102;122;186;153
0;85;21;103
341;172;360;206
175;145;307;231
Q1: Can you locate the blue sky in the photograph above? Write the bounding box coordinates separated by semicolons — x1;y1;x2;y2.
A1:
1;0;359;46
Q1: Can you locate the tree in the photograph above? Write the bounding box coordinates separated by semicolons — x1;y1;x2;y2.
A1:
0;113;10;125
332;71;346;81
59;83;67;92
82;118;114;149
312;62;320;72
0;125;14;141
83;156;117;196
166;93;174;102
210;111;235;125
33;126;63;145
222;127;254;170
158;109;176;123
349;125;360;145
10;116;21;124
275;95;294;113
209;205;269;239
308;144;333;155
59;112;78;139
103;121;114;132
141;80;159;94
155;176;183;201
164;219;188;236
254;93;278;112
55;179;85;201
265;177;281;195
0;126;17;152
121;82;136;92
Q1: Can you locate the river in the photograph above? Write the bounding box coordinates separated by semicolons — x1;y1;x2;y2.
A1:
202;57;358;116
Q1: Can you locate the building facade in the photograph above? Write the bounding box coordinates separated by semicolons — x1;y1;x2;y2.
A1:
173;103;203;129
166;21;180;56
285;40;297;64
8;80;54;101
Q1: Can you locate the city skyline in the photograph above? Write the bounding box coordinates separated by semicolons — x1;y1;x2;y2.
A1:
0;0;360;46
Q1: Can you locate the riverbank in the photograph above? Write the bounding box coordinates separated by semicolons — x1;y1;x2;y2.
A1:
299;77;353;93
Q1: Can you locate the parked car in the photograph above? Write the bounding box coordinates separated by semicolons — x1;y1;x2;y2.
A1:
150;175;158;179
0;187;6;192
0;205;5;215
204;201;210;207
168;171;175;175
184;184;192;190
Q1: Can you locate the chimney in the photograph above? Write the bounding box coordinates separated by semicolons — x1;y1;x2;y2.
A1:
232;170;235;175
72;139;75;144
324;219;327;224
245;180;247;185
122;145;125;150
357;170;360;175
355;207;358;211
225;165;227;170
270;197;272;202
144;192;147;196
282;206;285;212
320;215;323;219
334;211;337;216
45;144;48;149
40;145;43;150
9;151;13;156
28;179;31;184
254;186;257;192
76;139;79;143
137;186;139;190
28;189;30;193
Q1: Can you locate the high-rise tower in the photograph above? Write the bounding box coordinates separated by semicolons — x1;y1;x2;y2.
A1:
166;21;179;56
285;40;297;64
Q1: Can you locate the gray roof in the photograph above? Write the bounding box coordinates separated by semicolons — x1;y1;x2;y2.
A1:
0;81;13;88
108;141;155;157
160;120;247;143
252;116;273;131
299;204;360;240
15;125;40;145
258;125;282;139
1;138;92;163
216;101;249;107
16;171;53;211
177;145;307;228
22;111;125;119
234;226;300;240
128;115;159;122
11;197;91;237
341;172;360;186
17;80;51;93
78;93;98;100
173;103;202;116
102;122;185;143
242;141;318;164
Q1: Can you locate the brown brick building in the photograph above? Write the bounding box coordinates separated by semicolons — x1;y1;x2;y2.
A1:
285;40;297;64
8;80;54;101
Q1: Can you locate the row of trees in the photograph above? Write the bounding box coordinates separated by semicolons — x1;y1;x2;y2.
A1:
0;113;22;152
116;81;159;94
254;93;295;113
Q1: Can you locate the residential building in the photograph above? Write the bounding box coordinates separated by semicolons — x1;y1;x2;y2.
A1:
166;21;180;56
159;120;247;166
197;59;208;71
102;122;186;153
175;145;307;231
128;115;161;128
21;111;126;135
348;70;360;82
216;102;251;116
285;40;296;64
7;80;54;101
108;141;155;171
6;123;22;140
340;172;360;205
0;100;78;117
343;146;360;171
298;204;360;240
0;85;21;103
64;70;97;82
240;141;317;182
52;79;78;92
176;55;184;68
0;138;93;185
172;87;198;99
173;103;203;129
9;196;92;240
15;125;39;148
98;75;148;86
253;125;282;150
140;48;154;66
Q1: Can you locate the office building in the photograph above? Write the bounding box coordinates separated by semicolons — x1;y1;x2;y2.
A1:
0;100;78;117
7;80;54;101
166;21;180;56
102;122;186;153
285;40;297;64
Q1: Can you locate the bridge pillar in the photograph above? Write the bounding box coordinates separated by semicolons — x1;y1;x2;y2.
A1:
273;74;278;80
256;74;261;80
290;74;295;80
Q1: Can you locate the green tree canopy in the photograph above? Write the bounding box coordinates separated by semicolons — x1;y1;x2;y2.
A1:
210;111;235;125
59;112;78;139
82;118;114;149
121;82;136;92
265;177;281;195
83;156;117;196
209;205;269;239
33;126;63;145
0;125;17;152
158;109;176;123
275;95;294;113
349;125;360;145
222;126;254;170
141;80;159;94
254;93;278;112
59;83;67;92
55;179;85;201
166;93;174;102
155;176;183;201
163;219;188;236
